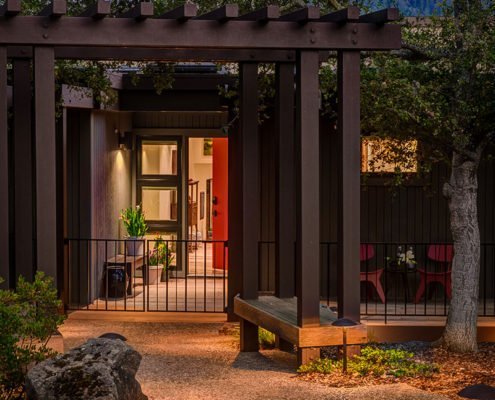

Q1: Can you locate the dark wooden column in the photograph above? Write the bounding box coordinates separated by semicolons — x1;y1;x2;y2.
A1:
337;51;361;322
237;62;260;352
34;47;58;281
13;59;35;282
0;47;10;289
275;62;296;299
295;50;321;364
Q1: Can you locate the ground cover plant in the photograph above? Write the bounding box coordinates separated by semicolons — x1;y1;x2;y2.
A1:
298;342;495;399
0;272;65;400
298;345;439;378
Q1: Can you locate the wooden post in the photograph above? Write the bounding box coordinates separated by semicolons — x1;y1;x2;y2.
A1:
237;62;260;352
34;47;58;282
13;59;35;282
275;62;296;299
337;51;361;322
0;47;10;289
295;50;321;365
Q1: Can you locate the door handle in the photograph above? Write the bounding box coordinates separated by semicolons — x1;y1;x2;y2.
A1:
212;196;218;205
213;210;218;217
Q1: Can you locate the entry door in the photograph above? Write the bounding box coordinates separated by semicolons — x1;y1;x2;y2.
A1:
212;138;228;269
136;136;182;238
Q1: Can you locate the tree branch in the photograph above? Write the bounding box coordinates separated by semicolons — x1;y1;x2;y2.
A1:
400;41;447;60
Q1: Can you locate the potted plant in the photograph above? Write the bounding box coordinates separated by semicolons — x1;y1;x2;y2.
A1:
120;204;148;256
148;236;175;283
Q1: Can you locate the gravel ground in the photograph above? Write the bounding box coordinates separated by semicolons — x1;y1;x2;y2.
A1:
59;318;448;400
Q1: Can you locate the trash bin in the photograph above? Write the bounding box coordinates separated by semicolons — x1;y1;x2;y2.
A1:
104;265;128;299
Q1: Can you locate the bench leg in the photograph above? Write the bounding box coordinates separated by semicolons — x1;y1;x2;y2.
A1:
240;319;259;352
297;347;320;366
275;336;294;352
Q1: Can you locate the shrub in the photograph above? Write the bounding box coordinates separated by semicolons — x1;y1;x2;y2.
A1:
298;345;439;378
0;272;66;399
258;328;276;349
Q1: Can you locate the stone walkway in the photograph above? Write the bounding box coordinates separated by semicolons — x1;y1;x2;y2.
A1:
59;318;448;400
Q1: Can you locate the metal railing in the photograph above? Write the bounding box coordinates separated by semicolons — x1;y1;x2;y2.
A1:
258;241;495;318
65;238;228;313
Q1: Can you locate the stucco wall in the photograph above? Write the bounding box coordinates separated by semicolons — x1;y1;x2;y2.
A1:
91;111;133;240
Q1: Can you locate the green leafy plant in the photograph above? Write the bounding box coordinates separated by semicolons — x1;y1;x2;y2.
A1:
0;272;66;399
149;236;175;268
298;346;439;378
120;204;148;238
258;328;276;349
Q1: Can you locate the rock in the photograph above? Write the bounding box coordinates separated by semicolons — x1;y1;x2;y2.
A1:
25;338;147;400
458;384;495;399
99;333;127;341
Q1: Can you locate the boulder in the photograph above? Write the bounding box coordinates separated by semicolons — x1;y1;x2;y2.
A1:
26;338;147;400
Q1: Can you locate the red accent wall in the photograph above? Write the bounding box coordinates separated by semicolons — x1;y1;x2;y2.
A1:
212;138;228;269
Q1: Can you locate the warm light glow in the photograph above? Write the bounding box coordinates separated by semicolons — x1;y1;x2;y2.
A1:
361;137;418;173
115;150;125;172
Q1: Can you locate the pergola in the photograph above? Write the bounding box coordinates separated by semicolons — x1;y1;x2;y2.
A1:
0;0;401;364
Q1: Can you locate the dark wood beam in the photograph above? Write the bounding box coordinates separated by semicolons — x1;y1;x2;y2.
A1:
34;47;58;282
238;62;260;351
275;62;296;299
196;4;239;22
13;59;35;283
0;0;20;17
279;6;320;23
320;6;360;23
8;46;300;62
0;47;10;289
158;3;197;21
360;8;399;23
228;110;241;320
337;50;361;322
118;2;154;21
238;5;280;21
295;50;321;365
39;0;67;18
295;50;320;329
78;0;111;19
0;18;401;50
239;62;260;301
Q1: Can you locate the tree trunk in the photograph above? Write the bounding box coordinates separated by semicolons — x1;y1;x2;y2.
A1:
440;151;480;352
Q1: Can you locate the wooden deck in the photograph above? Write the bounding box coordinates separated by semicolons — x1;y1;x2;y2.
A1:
234;295;368;348
70;277;227;313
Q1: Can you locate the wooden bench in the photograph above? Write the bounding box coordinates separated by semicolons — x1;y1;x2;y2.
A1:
234;295;368;364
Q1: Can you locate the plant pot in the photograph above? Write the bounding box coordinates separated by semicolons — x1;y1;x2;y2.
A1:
105;266;129;299
126;237;145;256
148;264;162;285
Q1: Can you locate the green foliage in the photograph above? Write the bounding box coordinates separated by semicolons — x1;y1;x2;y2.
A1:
149;236;175;267
258;328;276;349
120;204;148;238
359;3;495;164
298;346;439;378
0;272;66;399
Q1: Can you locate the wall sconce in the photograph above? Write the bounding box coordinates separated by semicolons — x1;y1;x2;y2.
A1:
117;130;133;151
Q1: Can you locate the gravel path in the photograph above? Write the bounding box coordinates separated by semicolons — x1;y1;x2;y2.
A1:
59;318;448;400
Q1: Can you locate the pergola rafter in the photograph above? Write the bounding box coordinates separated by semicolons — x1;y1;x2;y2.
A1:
0;1;401;366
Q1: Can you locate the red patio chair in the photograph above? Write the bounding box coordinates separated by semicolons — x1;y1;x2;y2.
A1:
359;244;385;304
414;244;453;304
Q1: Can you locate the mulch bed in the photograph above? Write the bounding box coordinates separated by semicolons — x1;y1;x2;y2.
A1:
298;342;495;399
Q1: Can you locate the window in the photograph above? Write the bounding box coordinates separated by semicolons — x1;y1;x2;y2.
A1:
141;186;178;221
361;137;418;173
141;141;177;175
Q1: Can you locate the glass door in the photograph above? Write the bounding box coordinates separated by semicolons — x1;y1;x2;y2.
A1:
136;137;183;273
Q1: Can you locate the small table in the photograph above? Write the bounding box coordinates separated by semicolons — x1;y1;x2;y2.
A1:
105;254;146;296
385;260;417;302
